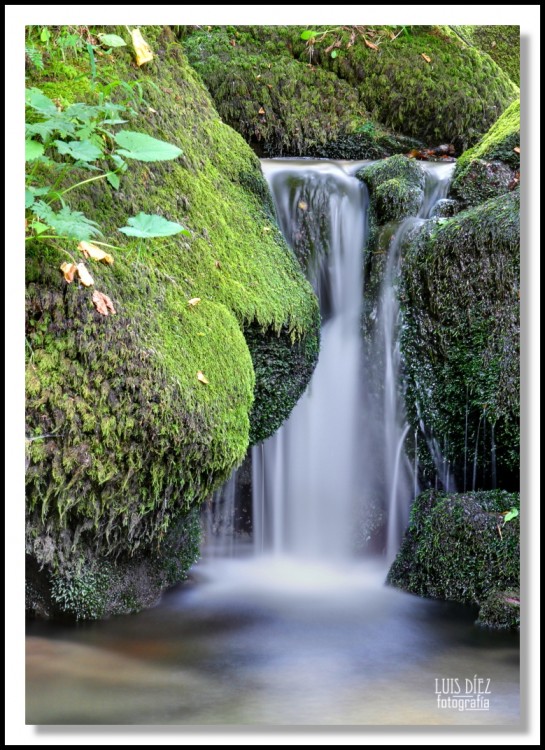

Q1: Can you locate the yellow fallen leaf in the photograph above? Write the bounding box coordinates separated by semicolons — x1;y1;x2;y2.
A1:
92;290;116;316
262;227;271;232
258;107;265;114
76;263;94;287
60;262;77;283
148;107;158;114
421;53;432;63
79;241;114;265
197;371;209;384
298;201;308;211
514;146;520;154
364;38;379;51
130;28;153;67
188;297;201;307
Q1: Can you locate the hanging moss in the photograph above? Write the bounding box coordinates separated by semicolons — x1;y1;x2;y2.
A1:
387;489;520;629
183;25;518;155
25;26;319;618
400;190;520;490
450;100;520;206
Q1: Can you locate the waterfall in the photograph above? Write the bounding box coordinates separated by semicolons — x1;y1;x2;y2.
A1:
253;160;368;560
209;159;454;562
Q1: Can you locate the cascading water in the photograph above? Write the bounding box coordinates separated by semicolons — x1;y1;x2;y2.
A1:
251;159;456;562
207;159;456;561
253;160;368;560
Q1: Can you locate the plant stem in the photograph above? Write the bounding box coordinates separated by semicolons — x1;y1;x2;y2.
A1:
58;172;110;196
25;235;123;250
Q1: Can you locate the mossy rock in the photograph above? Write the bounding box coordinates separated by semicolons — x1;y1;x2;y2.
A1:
477;588;520;630
400;190;520;490
450;158;516;208
183;25;518;155
451;25;520;85
358;154;425;223
451;100;520;206
430;198;459;218
387;489;520;628
25;26;319;618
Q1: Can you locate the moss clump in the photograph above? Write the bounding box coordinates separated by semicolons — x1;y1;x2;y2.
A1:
387;489;519;628
26;510;201;620
25;26;319;618
430;198;459;217
400;190;520;490
358;154;425;224
184;26;518;154
451;100;520;206
452;26;520;85
245;317;320;445
477;588;520;630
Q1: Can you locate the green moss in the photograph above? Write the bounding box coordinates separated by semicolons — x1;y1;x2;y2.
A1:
452;26;520;85
184;26;518;154
451;100;520;206
387;489;520;628
477;588;520;630
400;190;520;488
455;99;520;170
25;26;319;618
245;316;320;444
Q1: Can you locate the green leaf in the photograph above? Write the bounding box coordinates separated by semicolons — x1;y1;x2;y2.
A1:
87;43;96;79
110;153;128;173
25;139;44;162
54;139;103;162
64;102;101;123
26;117;77;141
32;201;102;240
25;87;57;115
25;190;35;209
503;507;519;523
114;131;183;161
40;27;51;43
300;30;318;40
106;172;120;189
31;221;50;235
331;50;339;58
97;33;127;48
118;213;190;238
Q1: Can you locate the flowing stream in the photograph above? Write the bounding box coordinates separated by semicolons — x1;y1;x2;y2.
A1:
26;159;519;726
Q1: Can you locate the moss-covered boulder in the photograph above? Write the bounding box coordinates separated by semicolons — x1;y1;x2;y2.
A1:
387;489;520;628
450;25;520;85
400;190;520;490
450;100;520;206
25;26;319;618
358;155;426;224
183;25;518;156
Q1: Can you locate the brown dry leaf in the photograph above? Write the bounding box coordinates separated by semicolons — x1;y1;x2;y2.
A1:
514;146;520;154
79;241;114;265
421;53;432;63
214;260;222;269
229;39;236;47
364;38;379;51
197;371;209;384
60;262;77;283
298;201;308;211
188;297;201;307
92;290;116;316
258;107;265;115
76;263;94;287
130;28;153;67
491;40;497;48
